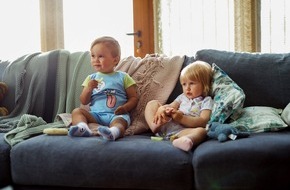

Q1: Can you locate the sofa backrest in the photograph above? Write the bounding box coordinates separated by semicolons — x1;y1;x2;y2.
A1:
194;49;290;109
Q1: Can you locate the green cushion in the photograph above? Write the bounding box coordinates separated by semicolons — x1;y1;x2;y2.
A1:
231;106;288;133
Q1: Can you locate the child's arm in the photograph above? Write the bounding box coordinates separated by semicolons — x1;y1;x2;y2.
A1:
80;80;99;105
149;101;179;128
114;84;138;115
172;109;211;128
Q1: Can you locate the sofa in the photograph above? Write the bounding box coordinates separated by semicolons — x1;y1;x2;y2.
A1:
0;49;290;190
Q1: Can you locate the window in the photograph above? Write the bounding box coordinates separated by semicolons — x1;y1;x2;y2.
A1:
0;1;40;61
63;0;134;58
261;0;290;53
156;0;234;56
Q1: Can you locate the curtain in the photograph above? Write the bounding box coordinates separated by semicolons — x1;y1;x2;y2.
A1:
39;0;64;52
260;0;290;53
153;0;235;56
234;0;260;52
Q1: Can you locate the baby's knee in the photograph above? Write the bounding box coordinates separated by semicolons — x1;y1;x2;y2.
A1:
146;100;162;110
148;100;161;106
72;107;82;115
111;117;128;128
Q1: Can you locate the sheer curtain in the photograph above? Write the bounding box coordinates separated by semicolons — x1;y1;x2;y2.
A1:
154;0;290;54
154;0;234;56
261;0;290;53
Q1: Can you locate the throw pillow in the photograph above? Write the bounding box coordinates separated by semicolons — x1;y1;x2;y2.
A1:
210;63;245;124
230;106;288;133
281;103;290;125
116;55;184;135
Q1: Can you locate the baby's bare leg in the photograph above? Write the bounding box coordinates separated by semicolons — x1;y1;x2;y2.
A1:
98;118;127;141
71;108;96;125
145;100;170;133
69;108;97;137
110;118;127;137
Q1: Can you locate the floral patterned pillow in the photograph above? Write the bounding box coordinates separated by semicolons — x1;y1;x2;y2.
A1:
210;63;245;124
230;106;288;133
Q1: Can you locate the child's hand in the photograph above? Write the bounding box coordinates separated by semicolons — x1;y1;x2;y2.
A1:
165;107;174;115
171;110;183;122
153;106;171;125
88;80;99;90
114;106;127;115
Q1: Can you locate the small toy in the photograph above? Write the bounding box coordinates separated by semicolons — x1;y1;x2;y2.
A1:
207;122;250;142
0;82;9;116
43;128;68;135
151;136;163;141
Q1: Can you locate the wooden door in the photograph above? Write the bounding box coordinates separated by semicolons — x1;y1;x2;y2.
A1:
132;0;154;58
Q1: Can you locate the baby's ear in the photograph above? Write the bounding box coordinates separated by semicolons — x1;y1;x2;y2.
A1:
114;56;120;65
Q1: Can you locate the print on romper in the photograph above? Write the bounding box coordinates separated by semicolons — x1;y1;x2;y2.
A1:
93;79;117;108
104;89;116;108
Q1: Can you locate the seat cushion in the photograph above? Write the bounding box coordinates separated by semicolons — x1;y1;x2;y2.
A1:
11;134;194;190
0;133;12;188
193;130;290;190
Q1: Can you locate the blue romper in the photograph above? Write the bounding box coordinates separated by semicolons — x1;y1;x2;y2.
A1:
82;71;136;126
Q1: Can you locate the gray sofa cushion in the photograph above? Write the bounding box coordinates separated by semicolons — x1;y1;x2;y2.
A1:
195;49;290;109
11;134;194;190
0;133;12;188
193;130;290;190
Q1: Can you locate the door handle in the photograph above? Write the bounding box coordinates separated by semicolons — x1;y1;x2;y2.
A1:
126;30;141;37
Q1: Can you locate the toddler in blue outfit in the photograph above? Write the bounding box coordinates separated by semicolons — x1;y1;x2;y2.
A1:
69;36;138;140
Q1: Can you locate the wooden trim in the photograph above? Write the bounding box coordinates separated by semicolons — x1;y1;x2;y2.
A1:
39;0;64;52
133;0;155;57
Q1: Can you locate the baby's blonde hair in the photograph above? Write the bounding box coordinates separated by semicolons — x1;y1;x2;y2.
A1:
90;36;121;61
180;60;213;96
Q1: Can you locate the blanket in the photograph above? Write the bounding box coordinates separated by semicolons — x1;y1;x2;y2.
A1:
0;50;93;146
0;50;68;145
0;51;58;132
116;54;184;135
4;114;63;146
